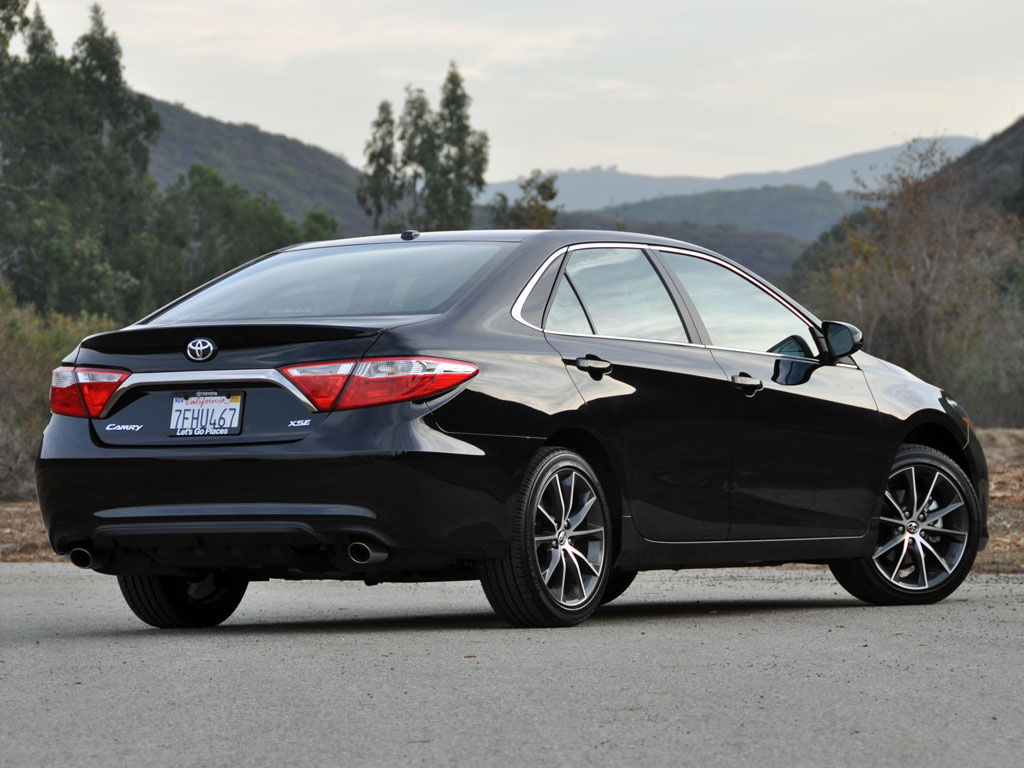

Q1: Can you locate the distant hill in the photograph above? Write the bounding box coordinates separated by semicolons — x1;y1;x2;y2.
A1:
484;137;979;211
946;115;1024;210
598;182;861;241
555;211;808;281
147;98;372;234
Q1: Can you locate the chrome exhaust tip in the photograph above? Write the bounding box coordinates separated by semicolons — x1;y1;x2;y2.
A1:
347;540;388;565
69;548;94;569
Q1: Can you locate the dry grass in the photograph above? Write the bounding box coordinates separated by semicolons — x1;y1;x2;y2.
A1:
3;429;1023;571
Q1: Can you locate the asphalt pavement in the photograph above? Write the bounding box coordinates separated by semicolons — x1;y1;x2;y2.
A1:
1;563;1022;767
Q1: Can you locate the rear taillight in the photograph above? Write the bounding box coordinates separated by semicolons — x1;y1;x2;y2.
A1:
50;366;131;418
279;357;478;412
277;361;355;411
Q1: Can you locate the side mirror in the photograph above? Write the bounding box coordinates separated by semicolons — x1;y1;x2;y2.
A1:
821;321;863;362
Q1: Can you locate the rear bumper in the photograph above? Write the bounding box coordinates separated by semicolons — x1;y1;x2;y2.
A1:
37;413;539;577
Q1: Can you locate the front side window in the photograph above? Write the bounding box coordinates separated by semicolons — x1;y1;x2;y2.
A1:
659;251;818;358
547;248;687;342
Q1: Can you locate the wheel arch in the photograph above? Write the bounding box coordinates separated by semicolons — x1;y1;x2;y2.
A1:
543;428;627;559
895;416;989;547
901;421;971;479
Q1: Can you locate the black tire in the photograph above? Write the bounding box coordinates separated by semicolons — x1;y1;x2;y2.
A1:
480;447;613;627
118;572;248;628
829;444;979;605
600;570;638;606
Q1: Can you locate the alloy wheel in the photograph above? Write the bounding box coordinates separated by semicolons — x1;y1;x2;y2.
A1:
873;463;970;591
533;467;607;607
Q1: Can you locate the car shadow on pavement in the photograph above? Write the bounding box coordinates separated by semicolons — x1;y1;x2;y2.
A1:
53;596;872;640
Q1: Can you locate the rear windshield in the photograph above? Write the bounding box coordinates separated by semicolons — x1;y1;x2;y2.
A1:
148;241;511;324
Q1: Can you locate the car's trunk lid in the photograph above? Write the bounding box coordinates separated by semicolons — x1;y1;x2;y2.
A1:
75;319;427;447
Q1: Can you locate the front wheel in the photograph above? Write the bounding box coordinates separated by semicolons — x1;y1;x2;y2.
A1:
480;447;612;627
118;572;248;628
830;444;979;605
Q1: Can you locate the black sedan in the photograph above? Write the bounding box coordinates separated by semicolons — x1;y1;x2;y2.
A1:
37;229;988;628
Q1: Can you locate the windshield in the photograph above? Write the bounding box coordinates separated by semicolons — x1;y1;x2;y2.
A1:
148;241;511;324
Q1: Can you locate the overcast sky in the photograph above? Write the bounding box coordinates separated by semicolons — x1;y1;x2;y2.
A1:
34;0;1024;181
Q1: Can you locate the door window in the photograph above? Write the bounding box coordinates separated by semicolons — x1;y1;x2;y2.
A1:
546;275;594;334
547;248;687;342
659;251;818;358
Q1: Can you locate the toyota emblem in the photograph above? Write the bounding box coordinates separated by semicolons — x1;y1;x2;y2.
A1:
185;337;217;362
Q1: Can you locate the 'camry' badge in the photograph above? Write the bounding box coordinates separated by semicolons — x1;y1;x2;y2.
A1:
185;338;217;362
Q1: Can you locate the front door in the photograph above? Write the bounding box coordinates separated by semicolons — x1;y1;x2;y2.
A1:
655;248;884;540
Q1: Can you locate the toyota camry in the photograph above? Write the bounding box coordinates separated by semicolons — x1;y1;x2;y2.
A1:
36;229;988;628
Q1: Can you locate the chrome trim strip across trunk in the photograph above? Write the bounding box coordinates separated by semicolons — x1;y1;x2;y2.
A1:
99;369;316;417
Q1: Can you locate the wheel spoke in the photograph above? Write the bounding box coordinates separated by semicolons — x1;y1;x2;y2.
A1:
923;524;966;540
907;466;918;519
537;503;557;530
573;525;605;540
565;547;588;601
567;495;595;531
919;537;953;574
924;500;964;526
553;475;568;527
559;550;568;602
535;533;559;542
890;537;910;581
917;471;940;516
564;472;576;522
880;516;906;527
884;490;907;519
540;548;560;584
565;544;600;577
874;532;906;559
913;538;929;588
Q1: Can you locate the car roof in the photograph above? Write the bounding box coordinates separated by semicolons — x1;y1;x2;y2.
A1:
279;229;721;259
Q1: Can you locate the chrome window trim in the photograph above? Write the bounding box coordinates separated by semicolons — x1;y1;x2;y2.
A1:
566;242;650;252
511;242;850;367
100;369;316;418
510;246;568;331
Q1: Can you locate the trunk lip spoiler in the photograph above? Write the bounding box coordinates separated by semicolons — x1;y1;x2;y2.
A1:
97;369;316;418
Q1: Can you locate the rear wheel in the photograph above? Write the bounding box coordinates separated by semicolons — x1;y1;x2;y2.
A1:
480;447;612;627
118;572;248;628
830;444;979;605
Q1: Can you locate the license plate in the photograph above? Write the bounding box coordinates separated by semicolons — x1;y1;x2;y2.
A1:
168;391;244;437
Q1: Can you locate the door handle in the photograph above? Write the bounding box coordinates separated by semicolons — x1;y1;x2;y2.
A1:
730;373;763;396
573;357;612;375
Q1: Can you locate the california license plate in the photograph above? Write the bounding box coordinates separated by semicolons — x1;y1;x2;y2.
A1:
168;391;244;437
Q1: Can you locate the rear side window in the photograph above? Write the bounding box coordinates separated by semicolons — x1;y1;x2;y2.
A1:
546;275;593;334
149;242;510;323
552;248;687;342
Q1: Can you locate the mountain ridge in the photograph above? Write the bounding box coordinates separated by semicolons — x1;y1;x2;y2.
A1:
483;137;980;211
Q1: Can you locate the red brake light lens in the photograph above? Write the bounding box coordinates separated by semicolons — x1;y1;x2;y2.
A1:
279;357;477;412
340;358;478;410
278;361;355;411
50;366;130;418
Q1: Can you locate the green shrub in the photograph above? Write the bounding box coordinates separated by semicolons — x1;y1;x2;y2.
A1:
0;281;116;498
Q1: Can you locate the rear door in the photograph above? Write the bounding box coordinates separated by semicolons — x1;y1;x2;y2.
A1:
541;245;733;542
655;248;883;540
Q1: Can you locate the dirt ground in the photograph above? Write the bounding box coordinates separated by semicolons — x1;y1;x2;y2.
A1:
3;428;1023;571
